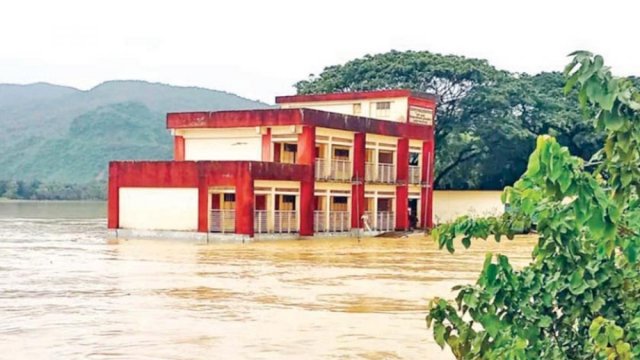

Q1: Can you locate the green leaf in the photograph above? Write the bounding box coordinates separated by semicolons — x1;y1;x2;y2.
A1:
603;110;624;131
434;323;446;348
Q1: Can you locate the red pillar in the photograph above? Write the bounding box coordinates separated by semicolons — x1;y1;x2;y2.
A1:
107;162;119;229
174;135;185;161
197;171;208;233
396;138;409;230
235;165;255;237
421;140;435;228
297;126;315;236
351;132;366;228
261;128;271;161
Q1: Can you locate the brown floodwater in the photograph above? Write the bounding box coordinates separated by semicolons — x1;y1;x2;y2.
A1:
0;198;535;359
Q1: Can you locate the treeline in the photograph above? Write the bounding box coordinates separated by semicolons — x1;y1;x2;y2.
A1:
295;50;621;189
0;180;106;200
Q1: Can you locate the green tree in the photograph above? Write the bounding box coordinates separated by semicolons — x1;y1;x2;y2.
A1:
295;50;596;190
427;52;640;359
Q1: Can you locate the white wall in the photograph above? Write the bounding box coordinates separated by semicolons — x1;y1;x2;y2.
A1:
119;188;199;231
433;191;504;224
280;97;408;122
185;137;261;161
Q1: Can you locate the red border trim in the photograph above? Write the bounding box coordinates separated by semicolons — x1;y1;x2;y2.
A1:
275;89;437;104
167;108;434;141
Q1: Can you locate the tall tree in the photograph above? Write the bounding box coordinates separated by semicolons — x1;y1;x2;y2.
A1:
295;50;596;189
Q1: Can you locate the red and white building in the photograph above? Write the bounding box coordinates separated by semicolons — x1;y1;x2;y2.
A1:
107;89;437;241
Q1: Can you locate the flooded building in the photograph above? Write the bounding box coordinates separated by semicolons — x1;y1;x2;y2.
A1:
108;90;437;241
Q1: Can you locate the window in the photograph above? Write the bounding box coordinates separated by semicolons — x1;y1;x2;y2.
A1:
353;103;362;115
409;152;420;166
224;194;235;202
333;148;349;160
375;101;391;117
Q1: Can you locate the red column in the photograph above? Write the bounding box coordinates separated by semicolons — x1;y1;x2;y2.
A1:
420;140;435;228
396;138;409;230
297;126;315;236
197;172;208;233
351;132;366;228
261;128;271;161
235;165;255;237
174;135;185;161
107;162;119;229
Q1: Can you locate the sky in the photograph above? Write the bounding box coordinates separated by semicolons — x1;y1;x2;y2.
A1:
1;0;637;104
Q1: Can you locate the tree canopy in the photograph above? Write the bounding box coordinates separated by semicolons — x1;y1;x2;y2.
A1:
295;50;601;189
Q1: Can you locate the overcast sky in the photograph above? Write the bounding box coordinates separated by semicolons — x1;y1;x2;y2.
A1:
1;0;637;103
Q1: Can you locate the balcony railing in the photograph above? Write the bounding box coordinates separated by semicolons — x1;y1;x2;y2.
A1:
254;210;268;233
314;211;326;233
363;211;395;232
365;162;396;183
274;210;298;233
314;211;351;233
315;158;352;181
328;211;350;232
210;210;235;233
376;211;395;232
409;166;421;185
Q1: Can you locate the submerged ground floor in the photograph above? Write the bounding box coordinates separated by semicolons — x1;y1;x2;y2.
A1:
107;160;433;242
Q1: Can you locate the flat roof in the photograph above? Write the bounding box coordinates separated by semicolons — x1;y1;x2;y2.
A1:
275;89;438;104
166;108;433;141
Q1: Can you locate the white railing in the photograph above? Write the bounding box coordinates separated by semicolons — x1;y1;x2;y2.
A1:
329;159;352;181
274;210;298;233
362;211;395;232
376;211;395;232
328;211;351;232
254;210;268;233
210;210;235;233
314;211;327;232
315;158;352;181
377;163;395;183
315;158;327;180
409;166;421;185
365;162;376;182
364;162;396;183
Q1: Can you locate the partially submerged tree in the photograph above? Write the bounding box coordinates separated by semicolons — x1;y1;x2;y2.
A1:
427;52;640;359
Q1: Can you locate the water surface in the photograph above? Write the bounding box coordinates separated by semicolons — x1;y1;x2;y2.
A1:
0;200;534;359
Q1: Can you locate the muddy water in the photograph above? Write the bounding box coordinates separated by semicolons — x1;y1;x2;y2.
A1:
0;199;534;359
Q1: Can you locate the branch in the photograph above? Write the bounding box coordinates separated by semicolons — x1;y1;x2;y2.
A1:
434;146;483;188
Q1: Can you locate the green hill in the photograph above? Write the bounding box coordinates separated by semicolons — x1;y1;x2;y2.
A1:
0;81;269;185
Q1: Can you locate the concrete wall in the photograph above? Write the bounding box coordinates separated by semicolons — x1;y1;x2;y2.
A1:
119;187;199;231
185;137;261;161
280;97;408;123
433;191;504;224
178;127;262;161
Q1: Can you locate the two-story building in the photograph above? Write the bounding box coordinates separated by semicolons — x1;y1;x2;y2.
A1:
107;89;437;241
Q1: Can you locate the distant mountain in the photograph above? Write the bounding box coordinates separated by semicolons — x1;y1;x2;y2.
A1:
0;80;269;183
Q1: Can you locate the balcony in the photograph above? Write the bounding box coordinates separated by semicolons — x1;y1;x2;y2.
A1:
363;211;395;232
365;162;396;183
254;210;268;233
315;158;352;182
409;166;421;185
313;211;351;233
273;210;298;233
210;210;236;233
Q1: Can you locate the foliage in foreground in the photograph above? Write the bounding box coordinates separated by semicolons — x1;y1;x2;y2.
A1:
427;52;640;359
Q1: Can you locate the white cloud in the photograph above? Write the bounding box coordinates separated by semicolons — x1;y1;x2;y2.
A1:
1;0;637;103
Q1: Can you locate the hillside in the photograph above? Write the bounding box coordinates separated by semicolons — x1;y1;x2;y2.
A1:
0;81;269;183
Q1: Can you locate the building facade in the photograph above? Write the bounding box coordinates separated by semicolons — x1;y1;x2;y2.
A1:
107;89;437;241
